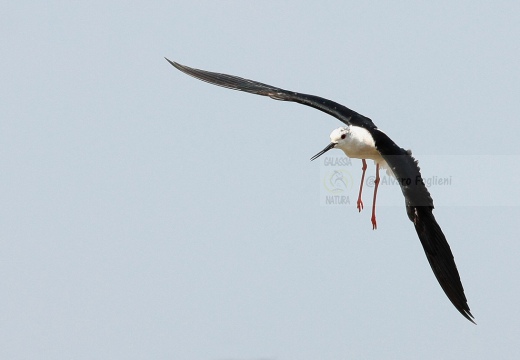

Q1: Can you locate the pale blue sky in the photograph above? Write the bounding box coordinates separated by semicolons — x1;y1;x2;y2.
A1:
2;1;520;359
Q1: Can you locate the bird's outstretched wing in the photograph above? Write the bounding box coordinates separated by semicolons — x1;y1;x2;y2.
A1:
412;206;475;323
371;130;475;323
165;58;376;130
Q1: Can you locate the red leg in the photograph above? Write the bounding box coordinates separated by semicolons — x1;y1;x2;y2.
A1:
357;159;367;212
371;164;380;230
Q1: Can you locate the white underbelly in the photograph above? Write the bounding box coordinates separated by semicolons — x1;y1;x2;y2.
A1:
342;147;391;173
339;127;393;175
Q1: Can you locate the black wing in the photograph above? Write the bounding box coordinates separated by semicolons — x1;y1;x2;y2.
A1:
166;58;474;323
165;58;376;130
371;130;475;323
412;206;475;323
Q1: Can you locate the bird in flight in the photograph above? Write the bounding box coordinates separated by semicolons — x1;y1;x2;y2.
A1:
165;58;475;323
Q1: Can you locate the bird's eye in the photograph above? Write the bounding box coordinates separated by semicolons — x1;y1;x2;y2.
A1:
341;134;346;139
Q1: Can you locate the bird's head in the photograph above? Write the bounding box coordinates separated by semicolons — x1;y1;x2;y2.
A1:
310;127;349;161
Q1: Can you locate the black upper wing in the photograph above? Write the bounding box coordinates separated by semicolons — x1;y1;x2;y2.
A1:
371;130;475;323
412;206;475;323
165;58;376;130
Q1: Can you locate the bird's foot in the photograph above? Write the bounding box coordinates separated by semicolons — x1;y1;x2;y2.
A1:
371;215;377;230
357;198;364;212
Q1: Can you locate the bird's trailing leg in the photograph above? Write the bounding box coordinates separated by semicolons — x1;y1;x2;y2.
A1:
357;159;368;212
371;163;380;230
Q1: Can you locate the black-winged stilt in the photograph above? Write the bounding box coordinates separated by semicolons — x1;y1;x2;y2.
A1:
165;58;475;324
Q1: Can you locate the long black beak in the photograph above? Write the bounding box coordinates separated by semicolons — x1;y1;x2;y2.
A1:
310;142;336;161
